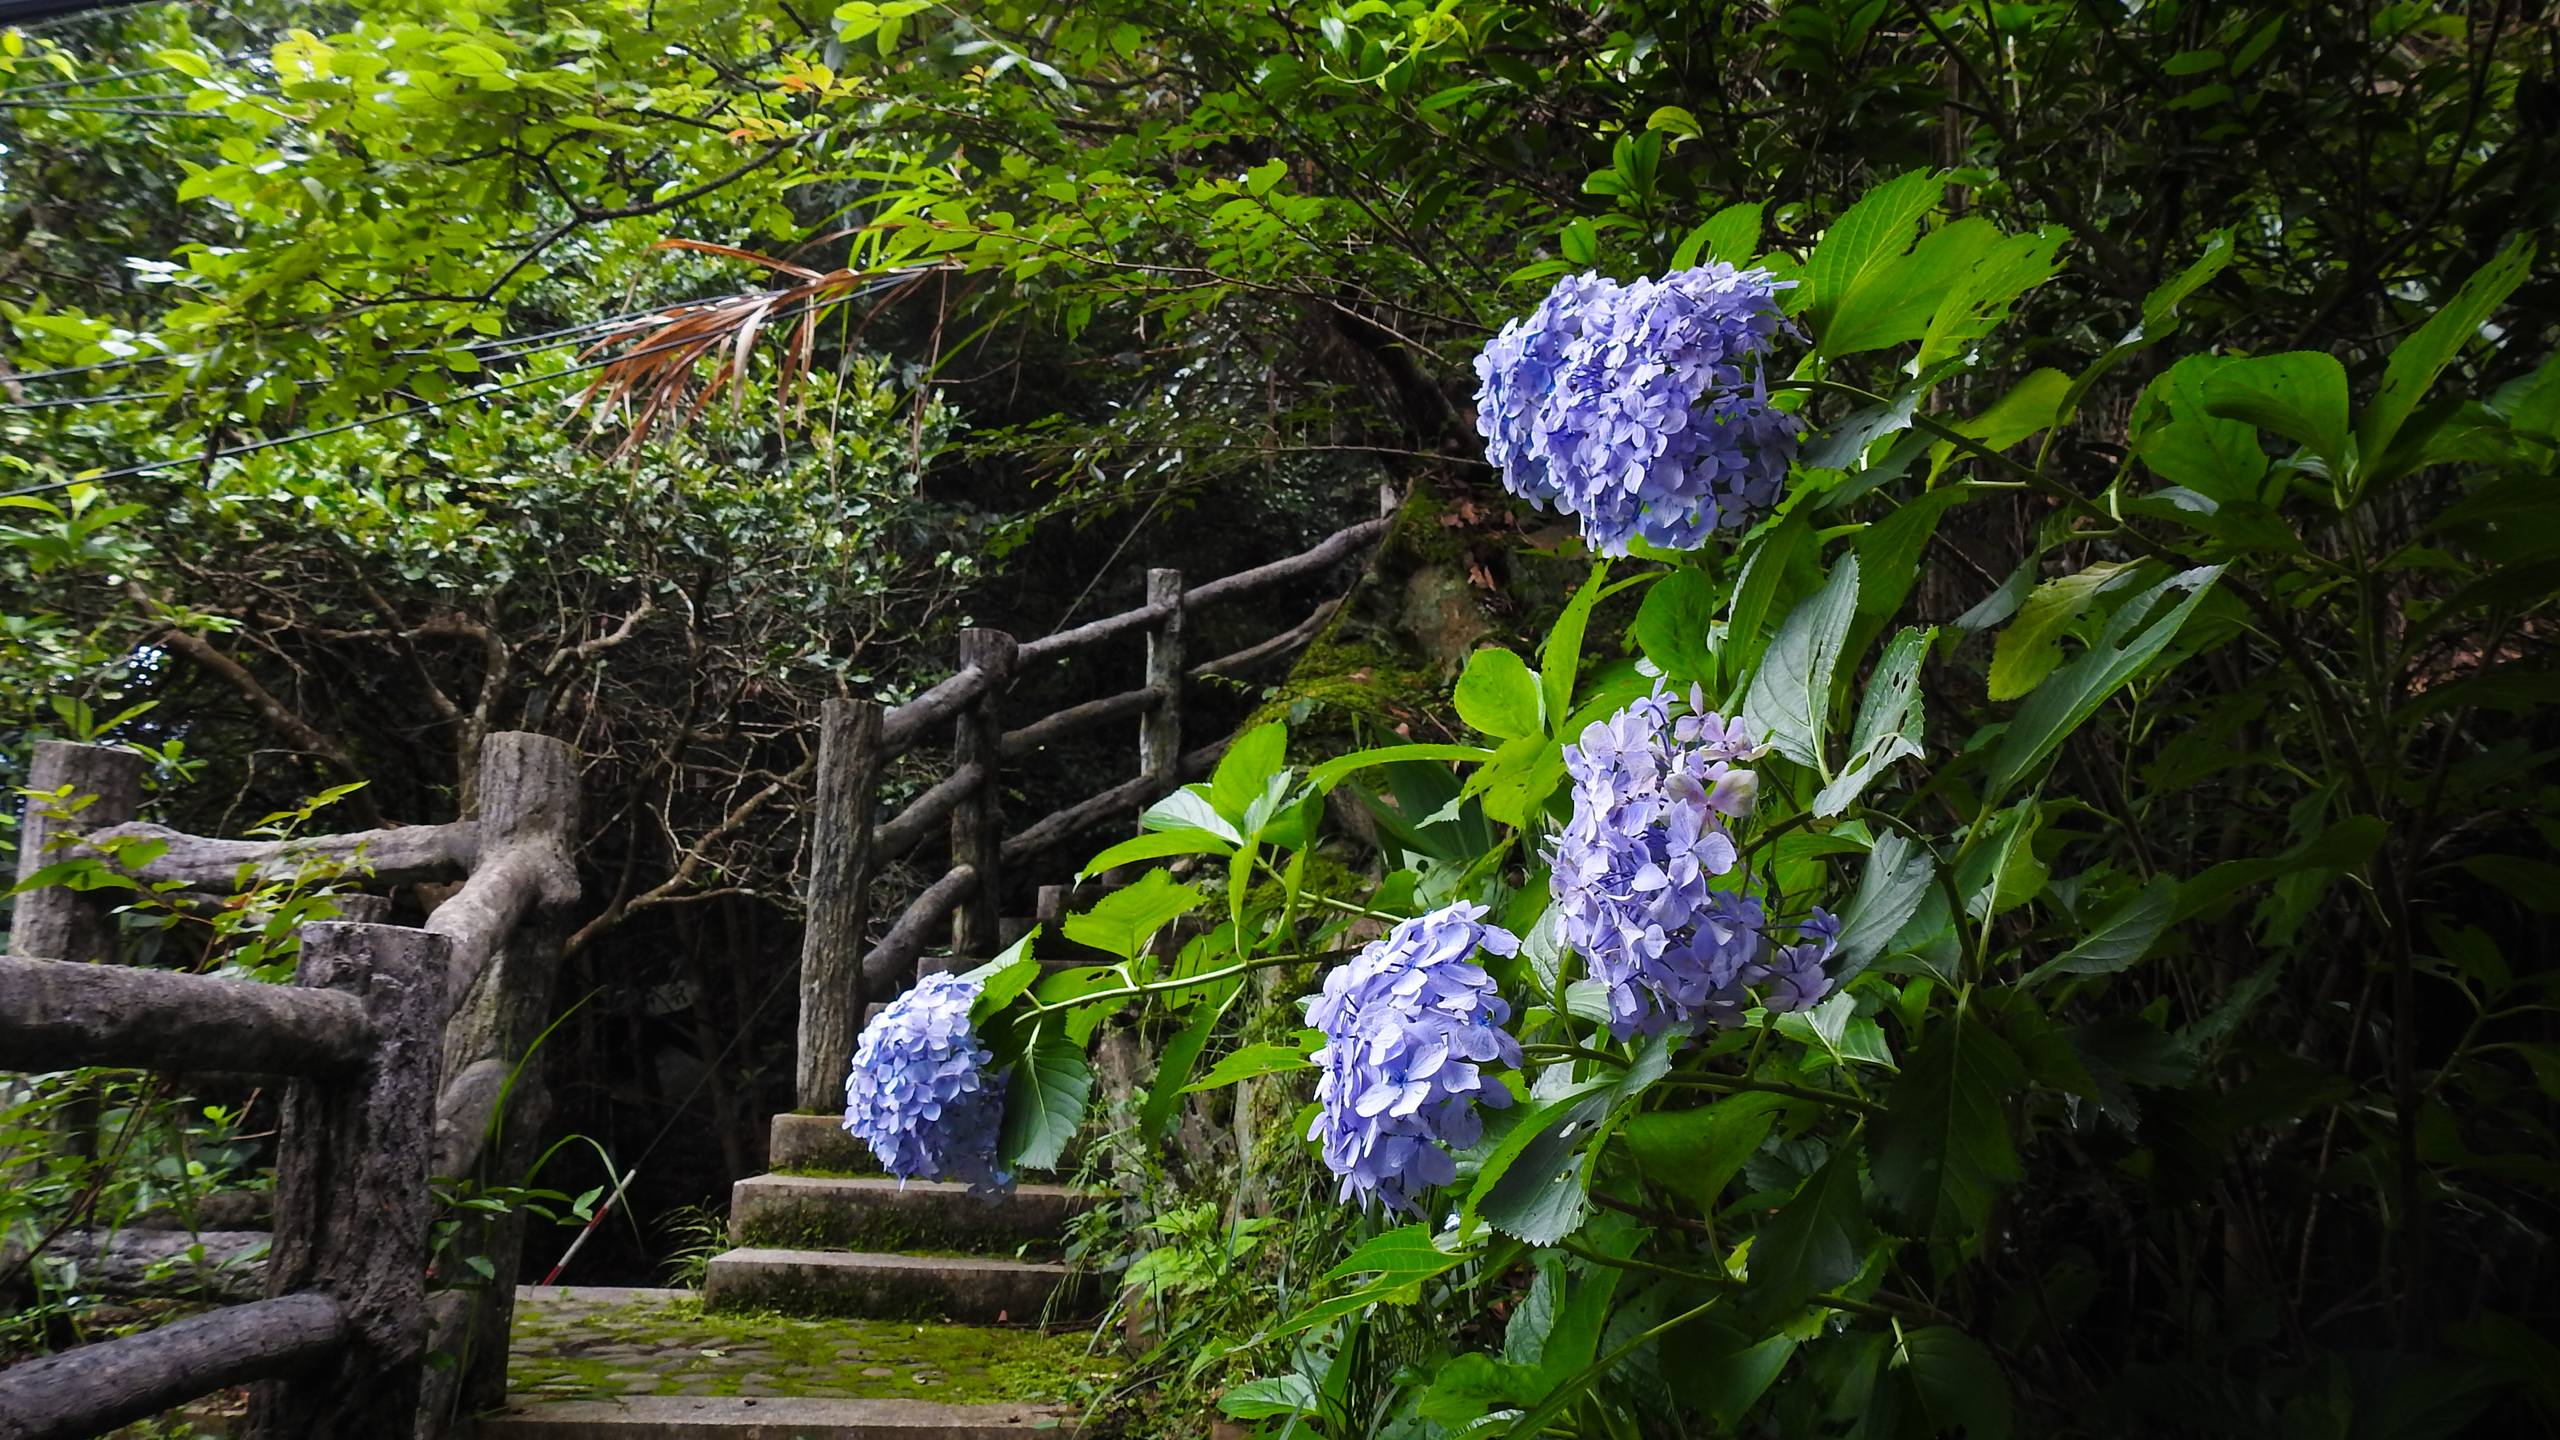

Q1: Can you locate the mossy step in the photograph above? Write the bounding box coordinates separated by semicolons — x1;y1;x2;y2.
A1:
768;1113;877;1174
701;1249;1095;1325
504;1286;1112;1422
479;1394;1077;1438
729;1175;1097;1255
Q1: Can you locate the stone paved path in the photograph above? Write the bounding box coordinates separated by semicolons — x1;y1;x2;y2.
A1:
488;1286;1111;1437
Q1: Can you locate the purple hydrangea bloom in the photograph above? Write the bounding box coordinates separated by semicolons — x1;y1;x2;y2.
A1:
1475;264;1803;556
1549;686;1772;1039
1474;272;1623;510
1743;907;1840;1014
843;971;1009;1191
1304;902;1524;1214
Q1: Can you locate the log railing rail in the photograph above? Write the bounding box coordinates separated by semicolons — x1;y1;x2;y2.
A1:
2;731;580;1438
0;922;446;1440
793;514;1388;1111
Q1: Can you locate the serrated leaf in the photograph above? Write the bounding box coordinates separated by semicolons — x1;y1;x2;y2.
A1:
961;928;1042;1019
1622;1093;1781;1212
1139;785;1242;844
999;1025;1091;1172
1987;566;2223;805
1456;646;1544;740
1742;555;1860;770
1079;827;1232;878
1871;1012;2024;1238
1183;1039;1314;1093
1062;868;1205;960
1805;169;1946;335
1918;224;2069;371
2024;874;2179;986
1751;1145;1872;1315
1901;1327;2013;1440
1209;720;1287;823
1219;1374;1321;1419
1464;1081;1611;1243
1140;1007;1216;1138
1634;567;1719;687
1988;561;2143;701
1834;829;1935;984
1814;625;1931;816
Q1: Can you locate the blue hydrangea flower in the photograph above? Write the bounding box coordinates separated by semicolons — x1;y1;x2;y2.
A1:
1474;272;1622;511
843;971;1009;1191
1475;264;1802;556
1743;907;1840;1014
1304;902;1524;1214
1549;686;1772;1039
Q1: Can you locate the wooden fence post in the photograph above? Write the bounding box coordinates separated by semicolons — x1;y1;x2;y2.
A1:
8;740;143;962
949;629;1015;961
1141;569;1184;791
246;922;449;1439
797;699;882;1114
420;731;580;1439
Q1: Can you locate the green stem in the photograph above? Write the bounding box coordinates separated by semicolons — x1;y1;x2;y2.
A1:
1557;1239;1903;1322
1654;1072;1879;1114
1018;947;1344;1018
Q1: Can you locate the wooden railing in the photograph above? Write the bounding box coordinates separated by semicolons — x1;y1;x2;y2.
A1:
792;514;1389;1111
1;731;580;1437
0;921;445;1440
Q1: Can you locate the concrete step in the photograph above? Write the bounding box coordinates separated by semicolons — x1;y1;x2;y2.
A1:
767;1112;877;1174
480;1394;1077;1438
702;1248;1094;1324
729;1175;1098;1255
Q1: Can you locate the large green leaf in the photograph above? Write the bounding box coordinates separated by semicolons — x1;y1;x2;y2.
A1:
1824;215;1997;355
1061;868;1205;960
1634;566;1719;687
1139;1007;1217;1139
1277;1224;1475;1336
1181;1037;1315;1093
2360;234;2536;469
1455;645;1544;740
1985;566;2223;805
1814;625;1931;817
1208;720;1288;823
1218;1375;1321;1420
1540;563;1612;728
999;1023;1092;1172
2198;352;2353;475
1986;561;2143;701
1307;743;1494;793
1727;508;1816;668
1465;1082;1611;1244
1804;168;1945;336
1750;1143;1874;1316
1900;1327;2013;1440
2024;874;2180;987
1078;827;1233;878
1917;223;2069;371
1872;1010;2025;1238
1741;554;1861;769
1621;1092;1782;1212
1834;829;1936;983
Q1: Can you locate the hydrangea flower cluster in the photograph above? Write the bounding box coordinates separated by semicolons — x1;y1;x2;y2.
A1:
1549;685;1789;1039
1304;902;1524;1214
1474;263;1803;556
842;971;1009;1192
1745;907;1840;1015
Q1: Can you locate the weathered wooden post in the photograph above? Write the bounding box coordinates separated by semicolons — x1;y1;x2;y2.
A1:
949;629;1015;961
8;740;143;962
1141;569;1184;790
246;922;448;1439
419;730;580;1439
797;699;883;1114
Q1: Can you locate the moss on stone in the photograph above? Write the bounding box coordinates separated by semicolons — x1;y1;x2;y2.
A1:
507;1292;1117;1407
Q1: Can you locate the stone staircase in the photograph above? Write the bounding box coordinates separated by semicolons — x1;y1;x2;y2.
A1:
485;1115;1105;1437
702;1116;1101;1326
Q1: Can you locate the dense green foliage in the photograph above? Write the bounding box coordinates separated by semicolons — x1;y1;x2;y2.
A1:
5;0;2557;1436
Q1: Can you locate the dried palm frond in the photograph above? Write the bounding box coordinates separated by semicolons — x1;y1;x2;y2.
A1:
573;242;954;457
